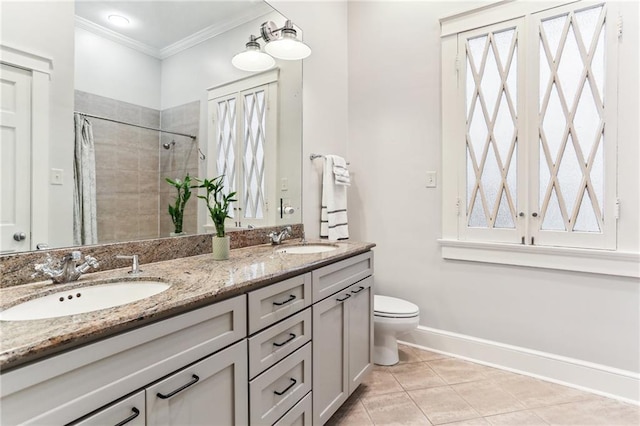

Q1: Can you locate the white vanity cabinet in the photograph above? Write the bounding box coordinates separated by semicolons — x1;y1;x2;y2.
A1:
0;295;247;425
0;249;374;426
312;253;374;425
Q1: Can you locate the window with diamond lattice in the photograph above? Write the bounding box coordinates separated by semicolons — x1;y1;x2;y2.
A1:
209;73;278;228
445;1;618;250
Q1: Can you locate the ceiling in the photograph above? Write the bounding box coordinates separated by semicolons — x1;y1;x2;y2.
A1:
75;1;274;53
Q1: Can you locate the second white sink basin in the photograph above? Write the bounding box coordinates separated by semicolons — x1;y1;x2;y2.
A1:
275;244;338;254
0;281;170;321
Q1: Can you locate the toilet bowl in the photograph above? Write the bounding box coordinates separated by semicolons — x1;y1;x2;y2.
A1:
373;295;420;366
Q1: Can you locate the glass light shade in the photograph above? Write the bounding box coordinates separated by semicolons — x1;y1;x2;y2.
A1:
232;47;275;72
264;35;311;60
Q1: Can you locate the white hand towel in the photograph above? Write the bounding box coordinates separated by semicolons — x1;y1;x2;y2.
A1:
329;155;351;186
321;156;349;241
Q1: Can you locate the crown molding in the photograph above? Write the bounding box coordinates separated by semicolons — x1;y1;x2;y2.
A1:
160;9;273;59
75;6;274;61
75;16;160;58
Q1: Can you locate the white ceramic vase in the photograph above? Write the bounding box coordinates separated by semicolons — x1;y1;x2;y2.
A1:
212;235;230;260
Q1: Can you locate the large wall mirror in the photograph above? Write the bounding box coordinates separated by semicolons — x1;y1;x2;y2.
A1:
0;0;302;254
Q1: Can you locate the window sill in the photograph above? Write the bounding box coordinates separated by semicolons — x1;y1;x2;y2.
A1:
438;240;640;278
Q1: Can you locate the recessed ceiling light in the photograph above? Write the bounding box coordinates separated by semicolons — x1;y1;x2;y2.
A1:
108;14;130;27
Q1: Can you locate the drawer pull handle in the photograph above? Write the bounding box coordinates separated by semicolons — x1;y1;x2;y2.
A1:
351;286;365;294
114;407;140;426
157;374;200;399
273;294;296;306
273;333;297;347
336;293;351;302
274;378;297;396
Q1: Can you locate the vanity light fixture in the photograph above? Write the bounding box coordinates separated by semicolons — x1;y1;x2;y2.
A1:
107;14;130;27
263;20;311;60
232;36;276;72
232;20;311;72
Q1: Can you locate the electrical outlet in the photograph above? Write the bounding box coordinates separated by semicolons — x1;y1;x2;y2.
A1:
426;171;437;188
50;169;64;185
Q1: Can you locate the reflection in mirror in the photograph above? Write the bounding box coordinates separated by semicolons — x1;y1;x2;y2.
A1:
0;0;302;254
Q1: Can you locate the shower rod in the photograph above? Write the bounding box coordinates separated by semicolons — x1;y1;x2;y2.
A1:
74;111;197;140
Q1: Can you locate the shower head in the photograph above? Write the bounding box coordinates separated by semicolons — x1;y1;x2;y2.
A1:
162;140;176;150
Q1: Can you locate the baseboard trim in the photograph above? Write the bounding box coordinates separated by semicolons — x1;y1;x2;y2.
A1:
399;326;640;405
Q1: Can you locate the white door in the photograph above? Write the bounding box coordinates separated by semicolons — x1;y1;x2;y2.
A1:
0;64;32;253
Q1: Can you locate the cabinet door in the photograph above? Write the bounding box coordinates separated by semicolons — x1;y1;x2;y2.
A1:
146;340;248;426
71;391;145;426
347;277;374;394
312;289;350;425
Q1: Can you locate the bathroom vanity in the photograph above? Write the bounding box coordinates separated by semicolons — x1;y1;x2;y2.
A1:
0;241;374;425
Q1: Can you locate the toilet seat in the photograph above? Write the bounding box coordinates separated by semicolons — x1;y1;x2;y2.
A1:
374;295;419;318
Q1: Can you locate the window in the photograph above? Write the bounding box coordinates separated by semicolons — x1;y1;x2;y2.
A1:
440;1;637;276
207;71;278;228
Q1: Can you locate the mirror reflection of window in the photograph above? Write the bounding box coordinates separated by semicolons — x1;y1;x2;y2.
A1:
210;72;279;230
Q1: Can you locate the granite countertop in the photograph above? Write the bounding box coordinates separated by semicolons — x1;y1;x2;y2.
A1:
0;240;375;371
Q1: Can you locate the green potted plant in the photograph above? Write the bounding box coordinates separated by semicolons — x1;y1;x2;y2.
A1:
196;175;237;260
165;174;193;236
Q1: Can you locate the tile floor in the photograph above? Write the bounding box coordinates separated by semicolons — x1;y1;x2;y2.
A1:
326;345;640;426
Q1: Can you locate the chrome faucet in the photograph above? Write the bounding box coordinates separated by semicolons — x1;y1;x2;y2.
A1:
33;251;99;284
268;226;292;245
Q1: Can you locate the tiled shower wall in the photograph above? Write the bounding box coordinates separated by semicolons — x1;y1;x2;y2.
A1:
74;91;200;243
159;101;200;237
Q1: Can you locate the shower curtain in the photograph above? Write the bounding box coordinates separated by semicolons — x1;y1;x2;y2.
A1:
73;113;98;245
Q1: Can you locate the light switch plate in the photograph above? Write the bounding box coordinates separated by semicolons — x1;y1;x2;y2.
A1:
426;171;437;188
50;169;64;185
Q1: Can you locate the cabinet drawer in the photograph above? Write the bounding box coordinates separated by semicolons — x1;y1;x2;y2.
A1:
250;343;312;426
312;251;373;302
249;308;311;379
248;273;311;334
273;392;311;426
71;391;145;426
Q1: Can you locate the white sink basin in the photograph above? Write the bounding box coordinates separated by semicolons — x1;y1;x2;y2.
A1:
275;244;338;254
0;281;170;321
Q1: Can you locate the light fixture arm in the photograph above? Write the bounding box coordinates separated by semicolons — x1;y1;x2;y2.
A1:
260;20;294;42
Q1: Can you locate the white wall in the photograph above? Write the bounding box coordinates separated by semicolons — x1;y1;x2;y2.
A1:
267;1;350;238
0;1;75;249
347;0;639;380
75;27;161;110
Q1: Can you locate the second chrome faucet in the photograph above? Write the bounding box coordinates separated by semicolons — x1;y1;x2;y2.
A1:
267;226;292;245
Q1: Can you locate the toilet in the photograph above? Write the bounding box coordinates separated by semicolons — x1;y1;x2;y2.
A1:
373;295;420;366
